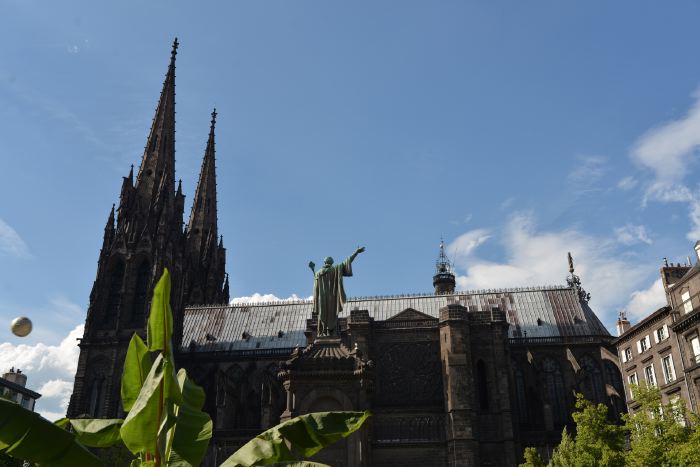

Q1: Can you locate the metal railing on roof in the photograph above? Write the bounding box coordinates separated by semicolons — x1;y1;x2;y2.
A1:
185;284;573;309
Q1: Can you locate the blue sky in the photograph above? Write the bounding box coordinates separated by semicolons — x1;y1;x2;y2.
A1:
3;1;700;418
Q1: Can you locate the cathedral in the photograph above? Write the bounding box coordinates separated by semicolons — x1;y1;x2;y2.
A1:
68;41;625;467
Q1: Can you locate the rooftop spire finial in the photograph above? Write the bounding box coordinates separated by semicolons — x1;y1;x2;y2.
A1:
436;237;452;274
171;37;179;64
568;251;575;275
210;108;217;129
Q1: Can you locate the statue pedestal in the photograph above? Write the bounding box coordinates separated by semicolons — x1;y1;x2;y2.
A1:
278;337;372;467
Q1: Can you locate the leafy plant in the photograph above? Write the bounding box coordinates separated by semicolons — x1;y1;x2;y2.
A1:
0;269;371;467
221;411;370;467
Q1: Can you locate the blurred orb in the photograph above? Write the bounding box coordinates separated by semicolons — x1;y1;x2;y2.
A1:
11;316;32;337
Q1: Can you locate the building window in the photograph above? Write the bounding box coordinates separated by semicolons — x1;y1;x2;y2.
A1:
514;366;528;424
102;260;125;329
623;347;632;363
644;365;657;387
639;336;649;353
628;373;638;399
662;355;676;384
542;358;567;426
656;326;667;342
682;289;693;314
670;396;686;425
580;355;605;403
690;335;700;365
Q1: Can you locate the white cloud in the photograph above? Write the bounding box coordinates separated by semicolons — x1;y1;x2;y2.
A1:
448;212;648;323
631;89;700;240
567;155;607;188
0;217;30;258
230;293;311;305
632;89;700;183
447;229;491;259
614;224;652;245
624;279;666;321
0;324;83;420
617;176;638;191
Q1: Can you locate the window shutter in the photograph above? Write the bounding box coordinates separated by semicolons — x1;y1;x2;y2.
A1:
663;324;669;339
621;350;627;363
637;340;642;353
646;335;652;348
654;330;659;344
669;355;676;381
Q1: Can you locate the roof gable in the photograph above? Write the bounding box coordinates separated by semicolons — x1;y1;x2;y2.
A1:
387;308;436;321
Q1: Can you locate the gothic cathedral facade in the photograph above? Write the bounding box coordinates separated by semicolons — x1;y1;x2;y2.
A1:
68;42;624;466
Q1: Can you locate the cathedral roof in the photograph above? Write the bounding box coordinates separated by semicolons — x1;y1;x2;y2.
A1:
181;284;610;353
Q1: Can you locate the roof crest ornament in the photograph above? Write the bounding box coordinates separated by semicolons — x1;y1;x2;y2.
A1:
566;252;591;304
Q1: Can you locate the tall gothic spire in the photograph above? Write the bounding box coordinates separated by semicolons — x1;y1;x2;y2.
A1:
135;38;178;205
187;109;219;253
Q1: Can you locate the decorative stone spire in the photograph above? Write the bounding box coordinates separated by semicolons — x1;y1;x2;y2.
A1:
187;109;219;257
566;252;591;304
134;38;178;209
433;238;456;295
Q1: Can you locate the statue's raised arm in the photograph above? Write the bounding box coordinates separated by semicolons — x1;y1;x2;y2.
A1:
312;246;365;337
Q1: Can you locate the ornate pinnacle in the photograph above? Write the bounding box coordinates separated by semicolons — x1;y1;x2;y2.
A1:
170;37;179;63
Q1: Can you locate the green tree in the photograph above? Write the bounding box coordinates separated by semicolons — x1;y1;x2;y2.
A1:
520;447;546;467
524;393;625;467
624;384;692;467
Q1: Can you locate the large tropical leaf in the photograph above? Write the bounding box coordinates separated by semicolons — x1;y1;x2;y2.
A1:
0;398;102;466
220;411;371;467
165;369;213;466
147;268;173;352
119;353;180;455
67;418;124;448
122;333;153;412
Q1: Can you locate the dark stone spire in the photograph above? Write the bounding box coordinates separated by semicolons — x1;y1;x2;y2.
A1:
183;109;227;306
187;108;218;251
433;239;456;295
222;273;230;304
134;37;178;217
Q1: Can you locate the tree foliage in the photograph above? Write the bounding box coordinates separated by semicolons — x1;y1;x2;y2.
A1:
523;388;700;467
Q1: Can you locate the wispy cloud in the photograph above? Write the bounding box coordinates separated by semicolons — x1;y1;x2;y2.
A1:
614;224;652;245
624;279;666;321
617;176;638;191
632;88;700;183
0;217;30;258
631;87;700;240
567;155;607;194
448;212;648;323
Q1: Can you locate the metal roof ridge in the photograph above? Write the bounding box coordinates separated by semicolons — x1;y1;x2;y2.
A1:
184;284;573;310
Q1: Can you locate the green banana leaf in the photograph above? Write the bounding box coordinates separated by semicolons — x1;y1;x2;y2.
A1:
164;369;213;466
119;353;180;455
0;398;102;466
147;268;173;352
67;418;124;448
122;333;153;412
220;411;371;467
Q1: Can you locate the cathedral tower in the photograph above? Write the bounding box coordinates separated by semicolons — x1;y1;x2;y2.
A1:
67;39;222;418
433;239;456;294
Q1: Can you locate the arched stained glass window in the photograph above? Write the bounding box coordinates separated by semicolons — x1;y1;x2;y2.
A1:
102;260;125;328
131;260;151;326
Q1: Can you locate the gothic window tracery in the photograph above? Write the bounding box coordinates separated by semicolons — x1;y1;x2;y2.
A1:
580;354;604;403
542;357;567;426
513;363;528;424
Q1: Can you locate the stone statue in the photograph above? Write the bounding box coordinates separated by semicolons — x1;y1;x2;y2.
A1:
308;246;365;337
